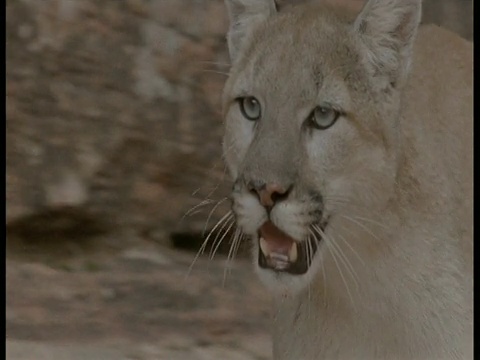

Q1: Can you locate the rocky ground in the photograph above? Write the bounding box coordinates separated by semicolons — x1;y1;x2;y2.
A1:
6;232;272;360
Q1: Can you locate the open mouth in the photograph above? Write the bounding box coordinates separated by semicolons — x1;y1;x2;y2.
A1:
257;220;326;275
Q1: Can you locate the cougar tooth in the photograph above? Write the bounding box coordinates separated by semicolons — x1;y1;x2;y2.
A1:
259;237;270;256
289;242;298;262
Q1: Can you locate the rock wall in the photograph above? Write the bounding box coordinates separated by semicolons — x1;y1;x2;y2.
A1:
6;0;472;244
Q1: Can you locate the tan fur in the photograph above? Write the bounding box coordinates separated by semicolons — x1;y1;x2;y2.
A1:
222;0;472;359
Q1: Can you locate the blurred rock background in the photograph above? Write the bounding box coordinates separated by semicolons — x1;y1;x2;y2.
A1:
6;0;473;245
6;0;233;246
5;0;472;359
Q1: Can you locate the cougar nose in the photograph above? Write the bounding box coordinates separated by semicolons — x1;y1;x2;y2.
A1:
247;180;290;208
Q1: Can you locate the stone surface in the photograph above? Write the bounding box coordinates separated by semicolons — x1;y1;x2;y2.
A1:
6;0;232;242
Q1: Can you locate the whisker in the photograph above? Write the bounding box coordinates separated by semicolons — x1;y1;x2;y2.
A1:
205;176;227;199
231;228;244;262
223;227;242;286
350;215;388;229
182;209;205;218
200;69;229;76
320;248;328;306
191;187;202;196
182;198;215;220
185;210;232;279
195;60;231;67
308;228;327;305
187;157;230;218
307;228;321;266
316;227;359;280
328;238;360;289
326;193;443;216
306;234;316;317
209;213;234;258
210;217;236;260
339;215;383;243
313;225;356;309
306;236;311;267
313;225;359;290
226;228;241;263
335;232;365;267
323;195;375;212
203;197;229;236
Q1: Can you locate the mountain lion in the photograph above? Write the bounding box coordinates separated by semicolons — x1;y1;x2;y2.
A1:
221;0;472;358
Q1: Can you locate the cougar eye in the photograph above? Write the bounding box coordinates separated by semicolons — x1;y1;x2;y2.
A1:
308;105;339;130
238;96;261;121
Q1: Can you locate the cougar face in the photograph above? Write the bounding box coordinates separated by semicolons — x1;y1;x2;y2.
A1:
222;6;399;294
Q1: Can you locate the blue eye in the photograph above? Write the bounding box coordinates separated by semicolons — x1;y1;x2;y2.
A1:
238;97;261;121
308;105;340;130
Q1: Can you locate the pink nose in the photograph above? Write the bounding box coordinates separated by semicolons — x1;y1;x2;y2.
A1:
248;182;289;207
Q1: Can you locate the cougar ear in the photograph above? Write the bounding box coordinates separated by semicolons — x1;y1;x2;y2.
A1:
352;0;422;88
225;0;277;62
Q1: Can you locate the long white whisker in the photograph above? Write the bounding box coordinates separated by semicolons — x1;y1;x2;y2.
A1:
182;199;215;220
185;210;232;279
200;69;229;76
329;238;360;289
195;60;231;67
315;226;359;281
320;249;328;307
182;209;205;218
191;187;202;196
306;233;317;317
335;232;365;267
339;215;382;243
326;241;355;309
322;196;373;212
182;198;215;220
350;215;388;229
308;228;327;306
313;225;359;290
203;197;229;235
209;214;234;258
308;228;328;306
203;211;233;254
313;226;356;309
231;229;244;262
223;227;242;286
210;217;236;260
205;178;226;199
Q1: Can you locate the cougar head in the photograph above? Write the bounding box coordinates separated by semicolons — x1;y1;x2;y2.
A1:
222;0;421;294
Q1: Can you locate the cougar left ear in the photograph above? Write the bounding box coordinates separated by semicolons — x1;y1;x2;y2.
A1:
224;0;277;62
352;0;422;88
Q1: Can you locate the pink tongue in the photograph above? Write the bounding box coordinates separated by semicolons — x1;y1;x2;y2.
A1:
259;221;295;254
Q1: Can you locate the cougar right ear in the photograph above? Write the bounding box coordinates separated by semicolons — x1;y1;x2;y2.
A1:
352;0;422;88
224;0;277;62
